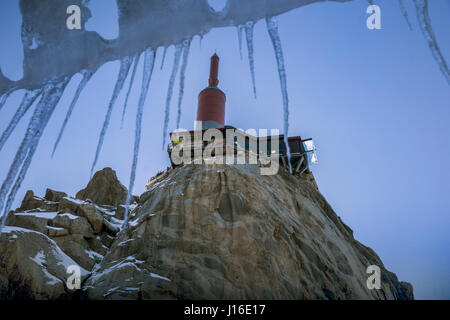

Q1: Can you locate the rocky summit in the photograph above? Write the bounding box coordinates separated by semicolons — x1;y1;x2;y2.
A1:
0;165;413;300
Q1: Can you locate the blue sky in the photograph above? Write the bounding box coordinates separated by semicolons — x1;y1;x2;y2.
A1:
0;0;449;299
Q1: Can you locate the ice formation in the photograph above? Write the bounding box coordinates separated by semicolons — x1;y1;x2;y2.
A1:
413;0;450;84
162;44;183;150
398;0;412;30
237;24;244;60
0;89;41;153
245;21;257;99
90;56;133;176
52;69;96;156
124;49;156;225
266;16;292;173
0;78;69;232
121;53;142;128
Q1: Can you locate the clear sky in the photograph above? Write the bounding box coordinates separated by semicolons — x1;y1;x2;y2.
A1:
0;0;449;299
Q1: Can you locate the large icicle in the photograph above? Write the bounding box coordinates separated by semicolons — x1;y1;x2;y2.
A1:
398;0;412;30
237;24;244;60
413;0;450;84
90;56;133;176
245;21;257;98
0;91;12;112
0;78;69;233
199;34;204;49
121;53;141;128
123;48;156;226
266;16;292;173
1;142;38;230
162;43;182;150
1;91;57;229
160;47;167;70
52;69;95;157
0;89;41;153
176;39;192;129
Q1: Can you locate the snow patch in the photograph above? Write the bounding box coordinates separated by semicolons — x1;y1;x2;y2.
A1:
14;211;58;219
150;272;171;281
59;213;79;220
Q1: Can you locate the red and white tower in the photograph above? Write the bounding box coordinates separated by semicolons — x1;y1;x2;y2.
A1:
195;53;226;130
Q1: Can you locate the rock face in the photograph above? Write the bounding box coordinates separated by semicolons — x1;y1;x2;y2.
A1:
0;165;413;300
85;164;413;300
0;171;131;299
0;227;89;299
76;167;128;207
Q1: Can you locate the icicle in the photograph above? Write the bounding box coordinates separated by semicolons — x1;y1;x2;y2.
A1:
266;16;292;173
398;0;412;30
121;53;141;128
199;34;204;49
176;39;192;129
0;89;41;153
52;69;95;157
237;24;244;60
0;78;69;233
160;47;167;70
1;97;54;228
413;0;450;84
123;48;156;226
0;91;12;112
245;21;257;99
162;43;182;150
90;56;133;176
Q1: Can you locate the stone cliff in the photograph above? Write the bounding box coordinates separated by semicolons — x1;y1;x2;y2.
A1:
0;165;413;300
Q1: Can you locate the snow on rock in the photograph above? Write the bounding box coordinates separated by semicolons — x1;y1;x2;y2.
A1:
0;168;135;298
14;211;58;219
150;273;171;282
0;226;88;299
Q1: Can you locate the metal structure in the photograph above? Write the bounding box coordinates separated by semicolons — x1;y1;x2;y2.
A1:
168;54;318;180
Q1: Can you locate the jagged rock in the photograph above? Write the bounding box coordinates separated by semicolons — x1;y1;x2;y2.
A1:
6;211;58;234
18;191;59;212
114;203;137;220
76;167;127;207
58;197;84;214
77;204;104;234
100;233;115;248
399;282;414;300
115;205;125;220
44;188;67;202
46;226;69;237
0;171;129;299
87;236;109;257
52;213;94;238
0;227;89;299
52;234;98;270
86;164;413;300
102;219;120;236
